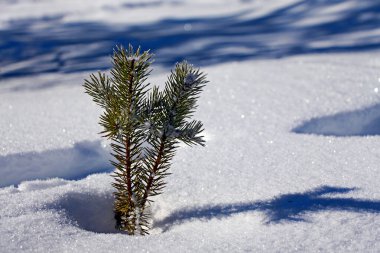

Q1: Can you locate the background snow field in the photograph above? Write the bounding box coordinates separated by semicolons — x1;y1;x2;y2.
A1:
1;0;380;252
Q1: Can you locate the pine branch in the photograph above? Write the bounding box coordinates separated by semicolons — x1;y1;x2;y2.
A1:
139;62;208;217
84;45;153;235
84;46;207;235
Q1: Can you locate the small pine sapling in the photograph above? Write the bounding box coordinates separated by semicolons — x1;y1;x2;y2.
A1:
83;45;208;235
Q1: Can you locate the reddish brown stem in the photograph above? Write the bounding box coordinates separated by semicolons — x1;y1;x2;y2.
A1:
125;138;132;201
141;137;166;208
125;59;135;203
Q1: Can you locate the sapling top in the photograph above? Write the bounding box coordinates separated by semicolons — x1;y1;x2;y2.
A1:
83;45;208;235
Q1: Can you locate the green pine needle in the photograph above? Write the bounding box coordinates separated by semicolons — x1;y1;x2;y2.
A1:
83;45;208;235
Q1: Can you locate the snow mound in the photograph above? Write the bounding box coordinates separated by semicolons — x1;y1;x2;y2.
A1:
18;178;68;192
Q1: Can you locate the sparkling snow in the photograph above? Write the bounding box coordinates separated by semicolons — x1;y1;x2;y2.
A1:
1;0;380;252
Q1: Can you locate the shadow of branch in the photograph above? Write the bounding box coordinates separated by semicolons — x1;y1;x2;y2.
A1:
154;186;380;232
2;0;380;81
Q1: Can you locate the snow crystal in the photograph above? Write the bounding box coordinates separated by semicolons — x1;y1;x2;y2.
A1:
117;131;123;142
127;55;140;62
184;23;192;31
184;73;197;86
144;121;151;129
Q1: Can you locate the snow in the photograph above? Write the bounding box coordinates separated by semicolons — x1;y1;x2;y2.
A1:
0;140;112;187
1;0;380;252
184;72;197;86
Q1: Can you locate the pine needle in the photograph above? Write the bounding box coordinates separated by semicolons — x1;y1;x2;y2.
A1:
83;45;208;235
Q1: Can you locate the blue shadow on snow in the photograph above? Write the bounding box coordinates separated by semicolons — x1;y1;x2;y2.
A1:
53;190;120;234
292;104;380;136
1;0;380;80
0;140;112;188
154;186;380;232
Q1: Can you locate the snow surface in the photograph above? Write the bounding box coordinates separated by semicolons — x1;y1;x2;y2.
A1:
1;0;380;252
